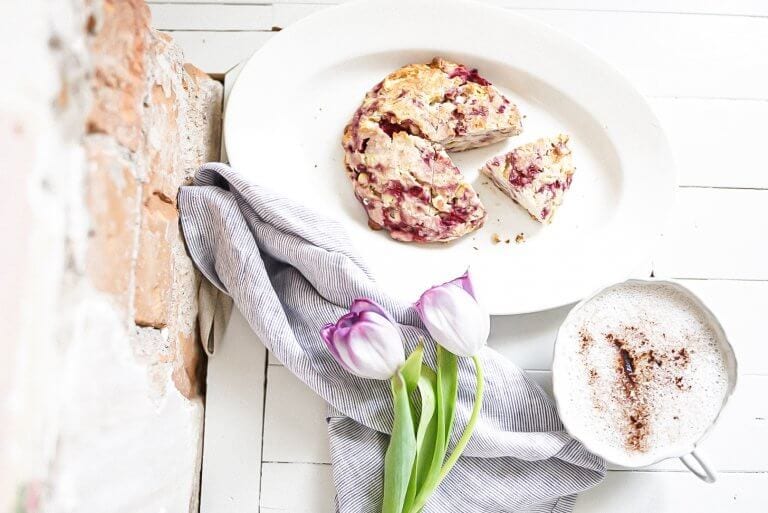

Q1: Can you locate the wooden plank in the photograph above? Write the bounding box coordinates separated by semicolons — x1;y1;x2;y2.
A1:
654;188;768;280
260;462;335;513
551;373;768;473
522;10;768;99
146;0;338;4
167;31;274;75
262;365;331;463
146;0;768;17
160;12;768;99
489;303;570;370
502;0;768;16
679;280;768;376
258;462;766;513
650;98;768;189
273;3;330;28
686;375;768;474
199;309;267;513
261;365;768;472
149;3;273;31
147;0;264;3
575;471;765;512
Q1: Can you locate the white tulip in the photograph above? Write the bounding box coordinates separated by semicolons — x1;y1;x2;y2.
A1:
414;271;489;357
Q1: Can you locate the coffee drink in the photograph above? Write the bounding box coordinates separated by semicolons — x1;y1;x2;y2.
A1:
556;282;729;462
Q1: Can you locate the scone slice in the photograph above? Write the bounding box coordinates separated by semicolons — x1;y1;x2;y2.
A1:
365;58;523;153
481;134;574;223
430;58;523;152
342;115;486;243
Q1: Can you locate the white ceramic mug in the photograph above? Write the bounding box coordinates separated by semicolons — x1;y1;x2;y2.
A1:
551;279;738;483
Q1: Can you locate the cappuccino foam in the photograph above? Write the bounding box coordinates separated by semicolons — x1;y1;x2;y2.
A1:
557;282;729;463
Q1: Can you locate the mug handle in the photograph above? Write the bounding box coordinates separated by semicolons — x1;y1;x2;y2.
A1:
679;450;717;483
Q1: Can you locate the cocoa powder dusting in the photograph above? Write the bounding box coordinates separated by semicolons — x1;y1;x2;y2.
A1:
673;347;690;365
604;325;690;453
579;319;698;454
609;331;652;452
579;329;594;353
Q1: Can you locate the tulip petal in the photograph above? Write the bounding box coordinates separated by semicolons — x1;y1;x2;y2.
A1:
355;315;405;377
321;299;405;380
345;323;400;379
320;323;337;353
322;306;404;380
350;298;397;324
446;269;476;299
414;277;489;357
321;324;355;375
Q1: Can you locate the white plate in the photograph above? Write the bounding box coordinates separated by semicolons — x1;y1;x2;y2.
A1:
224;0;676;315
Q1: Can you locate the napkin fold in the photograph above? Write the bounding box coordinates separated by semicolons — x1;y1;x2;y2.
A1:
178;162;605;513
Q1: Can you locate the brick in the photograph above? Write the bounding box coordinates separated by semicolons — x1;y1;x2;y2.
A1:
86;0;149;152
134;190;176;328
144;82;182;203
172;331;204;399
85;137;139;304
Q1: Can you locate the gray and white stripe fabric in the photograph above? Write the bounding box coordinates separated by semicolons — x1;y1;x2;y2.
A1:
178;162;606;513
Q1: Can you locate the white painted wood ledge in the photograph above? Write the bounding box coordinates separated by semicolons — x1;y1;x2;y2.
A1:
150;1;768;512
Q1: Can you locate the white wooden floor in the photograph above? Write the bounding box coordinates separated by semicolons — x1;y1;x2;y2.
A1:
149;1;768;511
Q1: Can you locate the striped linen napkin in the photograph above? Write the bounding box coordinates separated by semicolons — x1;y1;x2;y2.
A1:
178;162;605;513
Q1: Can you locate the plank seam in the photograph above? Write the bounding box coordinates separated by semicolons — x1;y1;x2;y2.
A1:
145;1;768;19
265;362;768;377
679;185;768;191
259;460;768;474
257;349;271;507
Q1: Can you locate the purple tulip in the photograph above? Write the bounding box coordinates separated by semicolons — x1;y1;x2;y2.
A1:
414;271;490;357
321;299;405;380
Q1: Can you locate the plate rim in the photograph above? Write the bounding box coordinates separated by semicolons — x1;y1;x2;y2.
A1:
224;0;678;315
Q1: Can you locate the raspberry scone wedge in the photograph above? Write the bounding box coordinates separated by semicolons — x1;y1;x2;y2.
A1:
480;134;575;224
342;113;485;243
359;57;523;152
342;58;523;243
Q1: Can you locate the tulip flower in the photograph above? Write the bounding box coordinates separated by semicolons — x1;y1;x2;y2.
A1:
321;298;405;380
409;271;487;513
321;279;489;513
321;299;422;513
414;271;490;357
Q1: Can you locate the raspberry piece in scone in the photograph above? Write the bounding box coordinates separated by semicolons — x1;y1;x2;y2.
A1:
480;134;574;223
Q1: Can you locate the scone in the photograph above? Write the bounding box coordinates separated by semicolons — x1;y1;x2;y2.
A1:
343;112;486;243
363;57;523;152
480;134;574;223
342;58;523;243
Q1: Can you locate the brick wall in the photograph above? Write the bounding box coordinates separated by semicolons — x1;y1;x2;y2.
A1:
0;0;222;511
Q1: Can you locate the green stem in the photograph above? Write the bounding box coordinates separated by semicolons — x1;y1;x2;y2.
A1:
407;354;484;513
437;354;484;482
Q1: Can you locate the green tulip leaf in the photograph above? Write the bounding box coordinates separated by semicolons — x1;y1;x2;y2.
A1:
403;365;437;512
382;371;417;513
401;343;424;394
437;345;459;446
406;345;459;513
